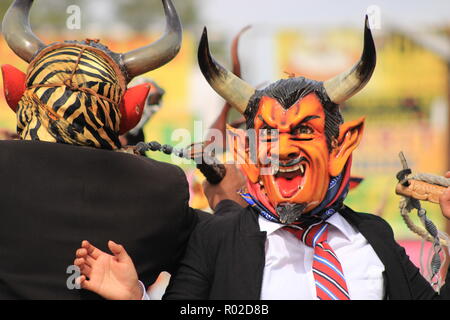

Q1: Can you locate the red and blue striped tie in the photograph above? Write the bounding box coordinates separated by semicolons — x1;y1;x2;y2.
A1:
285;223;350;300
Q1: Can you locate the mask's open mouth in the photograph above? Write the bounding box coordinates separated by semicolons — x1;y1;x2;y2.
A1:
273;158;308;198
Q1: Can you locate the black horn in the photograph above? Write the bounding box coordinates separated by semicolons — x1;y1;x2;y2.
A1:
323;16;377;105
198;27;255;114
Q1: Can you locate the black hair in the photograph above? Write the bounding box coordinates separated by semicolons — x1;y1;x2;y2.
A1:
244;77;343;150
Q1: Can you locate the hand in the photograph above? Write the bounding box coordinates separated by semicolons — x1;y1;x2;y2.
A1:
74;240;143;300
439;171;450;219
202;163;247;210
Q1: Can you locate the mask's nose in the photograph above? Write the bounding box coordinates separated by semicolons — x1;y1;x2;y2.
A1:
278;133;300;160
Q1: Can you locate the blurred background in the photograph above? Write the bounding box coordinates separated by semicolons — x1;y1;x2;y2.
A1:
0;0;448;297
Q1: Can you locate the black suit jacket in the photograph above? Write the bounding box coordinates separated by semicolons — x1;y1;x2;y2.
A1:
164;200;450;300
0;140;204;299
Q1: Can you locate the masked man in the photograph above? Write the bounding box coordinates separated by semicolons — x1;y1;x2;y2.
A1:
0;0;213;299
74;17;450;300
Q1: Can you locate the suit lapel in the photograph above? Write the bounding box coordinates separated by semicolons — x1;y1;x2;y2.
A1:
236;207;267;300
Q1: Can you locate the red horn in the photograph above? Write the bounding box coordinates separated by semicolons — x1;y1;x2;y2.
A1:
1;64;27;113
119;83;152;135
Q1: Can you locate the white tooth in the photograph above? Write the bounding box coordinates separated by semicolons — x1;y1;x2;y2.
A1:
284;165;295;173
299;164;305;175
279;168;287;173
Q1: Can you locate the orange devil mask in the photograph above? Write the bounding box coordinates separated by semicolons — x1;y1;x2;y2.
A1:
198;17;376;224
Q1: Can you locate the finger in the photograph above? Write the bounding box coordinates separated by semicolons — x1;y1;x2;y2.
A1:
81;240;102;260
74;257;86;268
77;276;95;292
445;171;450;178
75;249;96;266
76;248;88;259
75;275;88;289
74;255;95;268
108;240;130;262
79;263;92;278
85;255;96;267
443;187;450;200
74;257;92;274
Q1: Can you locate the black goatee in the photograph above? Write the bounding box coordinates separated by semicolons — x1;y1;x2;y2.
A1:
276;203;308;224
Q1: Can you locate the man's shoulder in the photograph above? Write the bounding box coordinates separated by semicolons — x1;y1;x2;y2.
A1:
340;205;395;236
130;151;187;181
0;139;186;180
193;200;254;236
0;140;190;207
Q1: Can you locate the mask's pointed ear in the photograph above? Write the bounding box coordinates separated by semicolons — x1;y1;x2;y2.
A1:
1;64;27;113
226;125;259;183
329;117;365;177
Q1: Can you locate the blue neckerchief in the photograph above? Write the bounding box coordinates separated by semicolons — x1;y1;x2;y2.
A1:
239;191;280;223
239;171;348;226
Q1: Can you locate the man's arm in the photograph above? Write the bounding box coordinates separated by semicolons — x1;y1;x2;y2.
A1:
162;219;212;300
163;164;250;299
202;163;247;210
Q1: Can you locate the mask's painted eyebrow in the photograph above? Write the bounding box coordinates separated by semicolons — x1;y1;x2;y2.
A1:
299;115;321;124
293;115;320;129
291;115;321;130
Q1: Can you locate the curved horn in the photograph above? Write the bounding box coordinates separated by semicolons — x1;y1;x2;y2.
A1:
120;0;182;80
2;0;46;63
323;16;376;104
198;27;255;114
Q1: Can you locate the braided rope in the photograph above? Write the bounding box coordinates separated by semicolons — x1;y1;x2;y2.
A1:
410;173;450;188
400;199;438;243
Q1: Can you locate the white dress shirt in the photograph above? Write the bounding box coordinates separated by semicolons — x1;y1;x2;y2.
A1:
259;212;385;300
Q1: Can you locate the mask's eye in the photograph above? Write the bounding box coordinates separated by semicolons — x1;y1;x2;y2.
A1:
293;125;313;135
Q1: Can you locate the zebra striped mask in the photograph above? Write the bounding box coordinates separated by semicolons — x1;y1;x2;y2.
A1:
2;0;183;151
16;42;126;150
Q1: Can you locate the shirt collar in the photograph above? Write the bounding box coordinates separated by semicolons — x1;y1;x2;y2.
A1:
258;215;284;236
258;211;353;241
326;212;354;241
